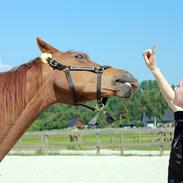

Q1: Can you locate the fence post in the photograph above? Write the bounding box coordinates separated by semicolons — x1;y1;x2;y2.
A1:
120;129;124;155
96;129;101;155
159;131;164;156
111;133;115;149
41;133;48;155
138;130;142;143
151;132;154;144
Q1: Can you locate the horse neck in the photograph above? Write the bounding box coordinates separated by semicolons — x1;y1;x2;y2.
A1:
0;60;55;123
20;62;57;122
0;62;57;160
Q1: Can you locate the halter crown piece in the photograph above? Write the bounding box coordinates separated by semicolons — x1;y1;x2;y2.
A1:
40;53;111;111
40;53;53;63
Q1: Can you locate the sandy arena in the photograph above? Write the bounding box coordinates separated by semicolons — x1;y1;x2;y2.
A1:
0;155;169;183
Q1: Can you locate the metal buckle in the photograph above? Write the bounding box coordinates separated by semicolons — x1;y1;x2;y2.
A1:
49;60;58;67
70;66;95;71
95;66;104;73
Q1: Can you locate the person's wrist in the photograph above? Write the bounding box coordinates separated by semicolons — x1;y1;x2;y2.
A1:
151;67;159;73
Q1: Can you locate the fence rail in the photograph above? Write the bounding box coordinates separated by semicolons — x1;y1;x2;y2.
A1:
11;127;174;156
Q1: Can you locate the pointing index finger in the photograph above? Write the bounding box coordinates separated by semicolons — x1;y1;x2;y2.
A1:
152;44;156;54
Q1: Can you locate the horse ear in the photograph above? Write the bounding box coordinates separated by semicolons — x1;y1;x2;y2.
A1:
36;37;60;53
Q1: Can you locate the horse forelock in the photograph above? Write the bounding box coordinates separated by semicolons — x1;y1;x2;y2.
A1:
0;58;42;122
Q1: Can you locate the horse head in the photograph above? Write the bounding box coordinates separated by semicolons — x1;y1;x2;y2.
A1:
37;38;138;106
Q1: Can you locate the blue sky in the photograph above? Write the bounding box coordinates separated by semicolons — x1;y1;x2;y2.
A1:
0;0;183;84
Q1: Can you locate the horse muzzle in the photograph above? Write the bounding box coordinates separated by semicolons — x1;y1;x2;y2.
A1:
114;77;138;98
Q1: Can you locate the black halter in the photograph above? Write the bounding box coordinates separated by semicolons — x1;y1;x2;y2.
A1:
46;57;111;111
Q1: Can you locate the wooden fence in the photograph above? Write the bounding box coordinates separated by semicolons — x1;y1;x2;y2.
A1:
11;128;174;156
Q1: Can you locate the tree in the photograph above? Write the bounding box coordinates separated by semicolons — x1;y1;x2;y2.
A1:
117;104;130;126
140;89;168;125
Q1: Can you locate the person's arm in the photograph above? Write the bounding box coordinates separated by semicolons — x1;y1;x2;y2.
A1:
143;47;182;112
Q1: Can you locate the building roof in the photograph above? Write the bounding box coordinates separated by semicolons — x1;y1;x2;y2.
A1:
88;113;100;126
163;108;174;122
88;111;115;126
141;108;174;124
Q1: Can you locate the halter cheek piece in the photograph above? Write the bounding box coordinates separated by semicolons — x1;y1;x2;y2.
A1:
46;57;111;111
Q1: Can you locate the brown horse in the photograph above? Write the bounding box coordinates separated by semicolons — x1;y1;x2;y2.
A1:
0;38;138;161
69;127;80;142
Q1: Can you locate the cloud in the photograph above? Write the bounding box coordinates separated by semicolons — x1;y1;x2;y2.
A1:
0;57;12;71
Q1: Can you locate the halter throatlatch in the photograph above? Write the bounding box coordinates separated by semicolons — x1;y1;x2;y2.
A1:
46;57;111;111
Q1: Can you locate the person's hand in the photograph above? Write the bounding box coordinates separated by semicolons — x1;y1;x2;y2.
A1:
143;45;157;71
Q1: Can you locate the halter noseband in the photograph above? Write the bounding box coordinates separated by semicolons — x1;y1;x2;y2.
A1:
46;57;111;111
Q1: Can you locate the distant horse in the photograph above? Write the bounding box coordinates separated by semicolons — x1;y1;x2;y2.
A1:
69;128;80;142
0;38;138;161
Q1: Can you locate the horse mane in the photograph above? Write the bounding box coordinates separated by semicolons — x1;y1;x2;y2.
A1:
0;58;43;121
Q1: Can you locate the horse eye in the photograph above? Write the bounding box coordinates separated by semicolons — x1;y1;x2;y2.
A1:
75;54;84;59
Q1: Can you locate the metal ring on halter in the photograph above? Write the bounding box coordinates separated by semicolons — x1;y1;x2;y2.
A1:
95;103;105;111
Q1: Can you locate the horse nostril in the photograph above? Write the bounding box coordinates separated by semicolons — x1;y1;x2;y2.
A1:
115;77;137;84
115;79;122;83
